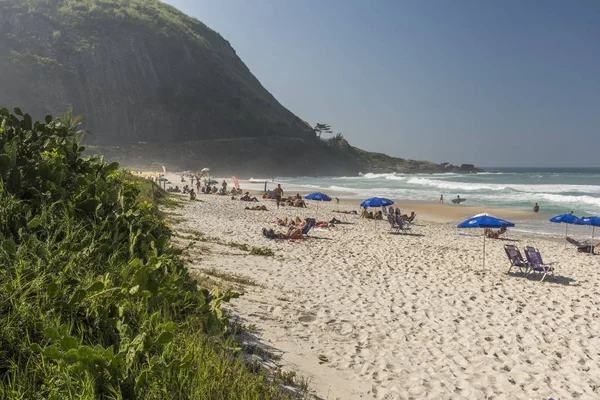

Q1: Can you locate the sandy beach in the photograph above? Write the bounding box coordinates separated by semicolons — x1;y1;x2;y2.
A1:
162;174;600;399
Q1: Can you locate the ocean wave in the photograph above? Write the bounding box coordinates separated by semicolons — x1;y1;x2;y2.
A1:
407;177;508;191
405;177;600;195
249;178;272;182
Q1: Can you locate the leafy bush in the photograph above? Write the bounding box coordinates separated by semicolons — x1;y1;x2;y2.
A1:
0;108;286;399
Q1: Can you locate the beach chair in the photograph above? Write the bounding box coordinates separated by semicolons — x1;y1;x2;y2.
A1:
382;206;387;216
503;244;530;275
388;206;394;215
394;215;410;234
566;237;596;254
387;214;400;233
524;247;555;282
302;219;314;237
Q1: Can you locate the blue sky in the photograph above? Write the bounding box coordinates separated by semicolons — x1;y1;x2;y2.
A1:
164;0;600;167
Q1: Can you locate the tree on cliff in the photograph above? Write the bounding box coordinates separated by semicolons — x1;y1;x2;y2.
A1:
313;123;332;139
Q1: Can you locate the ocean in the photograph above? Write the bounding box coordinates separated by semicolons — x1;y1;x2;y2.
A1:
249;168;600;238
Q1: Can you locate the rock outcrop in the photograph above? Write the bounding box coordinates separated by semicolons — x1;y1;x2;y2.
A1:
0;0;315;144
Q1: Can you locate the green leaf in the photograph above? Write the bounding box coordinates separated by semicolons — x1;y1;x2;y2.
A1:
76;198;100;214
45;114;52;124
161;322;178;332
69;288;86;305
45;327;60;340
27;217;42;229
60;336;78;351
77;346;94;359
134;267;149;287
1;240;17;255
30;343;43;354
13;107;22;116
154;331;174;347
64;349;79;363
86;281;104;294
129;285;139;295
43;345;61;359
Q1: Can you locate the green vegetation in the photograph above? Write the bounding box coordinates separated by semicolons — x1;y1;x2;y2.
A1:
0;107;291;398
250;246;275;257
0;0;213;50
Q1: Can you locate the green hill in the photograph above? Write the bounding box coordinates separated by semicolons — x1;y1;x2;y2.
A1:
0;0;315;144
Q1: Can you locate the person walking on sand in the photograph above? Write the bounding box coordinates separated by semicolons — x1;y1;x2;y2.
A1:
273;184;283;209
533;203;539;213
439;194;444;204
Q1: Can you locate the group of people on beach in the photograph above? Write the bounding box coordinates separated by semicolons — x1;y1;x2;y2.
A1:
262;185;306;208
360;206;415;222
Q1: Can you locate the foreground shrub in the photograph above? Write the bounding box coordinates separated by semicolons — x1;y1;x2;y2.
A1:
0;108;285;399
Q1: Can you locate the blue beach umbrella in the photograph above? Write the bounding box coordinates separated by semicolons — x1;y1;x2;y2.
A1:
575;216;600;253
550;213;579;237
360;197;394;233
305;192;332;202
360;197;394;208
457;213;515;268
305;192;332;219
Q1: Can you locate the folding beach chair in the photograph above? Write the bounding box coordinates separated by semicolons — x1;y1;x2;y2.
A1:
394;215;410;234
387;214;400;233
382;206;388;216
524;247;555;282
302;219;314;237
566;237;596;254
503;244;530;275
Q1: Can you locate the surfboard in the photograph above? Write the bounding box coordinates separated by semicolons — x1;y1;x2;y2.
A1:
452;198;467;204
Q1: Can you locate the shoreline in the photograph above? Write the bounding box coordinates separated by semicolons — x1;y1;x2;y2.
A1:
154;172;596;241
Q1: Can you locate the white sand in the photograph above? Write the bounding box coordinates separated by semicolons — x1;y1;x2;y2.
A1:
167;185;600;399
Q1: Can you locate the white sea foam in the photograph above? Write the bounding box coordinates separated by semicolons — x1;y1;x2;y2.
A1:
406;177;600;195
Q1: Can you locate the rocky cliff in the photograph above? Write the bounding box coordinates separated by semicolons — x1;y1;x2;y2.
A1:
0;0;482;175
0;0;315;144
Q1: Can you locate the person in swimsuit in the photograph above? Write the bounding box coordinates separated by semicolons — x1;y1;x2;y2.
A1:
273;184;283;209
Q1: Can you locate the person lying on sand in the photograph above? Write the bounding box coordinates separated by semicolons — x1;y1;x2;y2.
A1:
245;205;268;211
274;217;289;226
240;192;259;202
333;210;358;215
262;226;303;240
484;226;507;239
